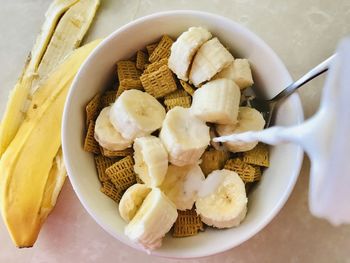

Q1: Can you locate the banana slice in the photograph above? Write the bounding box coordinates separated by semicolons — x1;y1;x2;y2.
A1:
168;27;212;81
189;37;234;87
110;90;166;140
213;59;254;90
216;107;265;152
160;164;205;210
119;184;151;223
94;106;132;151
159;106;210;166
191;78;241;125
133;136;168;187
125;188;178;250
195;169;247;228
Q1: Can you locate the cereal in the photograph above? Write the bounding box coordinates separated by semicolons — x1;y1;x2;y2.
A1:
200;149;230;176
100;180;124;203
83;121;100;154
100;90;117;108
86;93;102;125
117;60;141;81
179;80;196;96
100;147;134;158
120;78;143;90
164;96;191;111
143;58;168;74
243;143;269;167
94;155;115;182
146;43;158;56
164;89;188;100
224;158;261;183
140;65;177;98
173;208;203;237
136;50;149;70
105;156;136;190
149;35;174;63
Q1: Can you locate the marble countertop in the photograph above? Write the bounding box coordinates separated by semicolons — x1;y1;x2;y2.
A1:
1;0;350;262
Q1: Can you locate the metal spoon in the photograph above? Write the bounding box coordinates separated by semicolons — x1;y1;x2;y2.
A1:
250;54;336;127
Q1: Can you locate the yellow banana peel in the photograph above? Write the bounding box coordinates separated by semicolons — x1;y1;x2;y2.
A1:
0;39;102;247
0;0;78;156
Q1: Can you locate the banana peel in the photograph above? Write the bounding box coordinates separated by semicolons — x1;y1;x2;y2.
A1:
0;0;78;156
0;39;102;247
32;0;100;93
0;0;100;157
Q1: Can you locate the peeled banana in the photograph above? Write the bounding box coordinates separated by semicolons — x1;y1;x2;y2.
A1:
160;164;205;210
133;136;168;187
189;37;234;87
110;90;166;140
168;27;212;81
94;106;133;151
191;78;241;125
125;188;178;250
159;106;210;166
217;107;265;152
213;59;254;90
119;184;151;223
195;169;247;228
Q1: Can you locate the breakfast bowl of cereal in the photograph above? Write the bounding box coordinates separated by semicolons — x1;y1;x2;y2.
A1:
62;10;303;258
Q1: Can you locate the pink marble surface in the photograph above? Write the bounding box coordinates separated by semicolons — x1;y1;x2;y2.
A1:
1;0;350;262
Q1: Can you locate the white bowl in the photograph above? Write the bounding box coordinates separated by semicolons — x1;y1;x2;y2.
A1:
62;10;304;259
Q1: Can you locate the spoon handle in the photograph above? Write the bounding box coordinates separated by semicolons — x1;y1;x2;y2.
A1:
271;54;336;102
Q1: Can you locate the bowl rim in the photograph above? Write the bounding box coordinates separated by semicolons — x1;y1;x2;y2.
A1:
62;10;304;259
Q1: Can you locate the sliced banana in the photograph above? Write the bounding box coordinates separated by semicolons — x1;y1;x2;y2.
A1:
94;106;132;151
213;59;254;90
133;136;168;187
159;106;210;166
191;78;241;125
168;27;212;81
110;90;166;140
160;164;205;210
195;169;247;228
189;37;234;87
216;107;265;152
125;188;178;250
119;184;151;223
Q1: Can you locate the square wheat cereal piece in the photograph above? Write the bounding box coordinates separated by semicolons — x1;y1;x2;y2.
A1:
200;149;230;176
149;35;174;63
173;208;204;237
100;147;134;158
136;50;149;70
105;156;136;191
143;58;168;74
179;80;196;96
117;60;141;81
164;96;191;111
243;143;269;167
224;158;259;183
86;93;102;125
116;83;125;97
146;43;158;56
164;89;188;100
83;121;100;154
140;65;177;98
100;90;117;108
100;180;124;203
120;78;143;90
94;155;115;182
